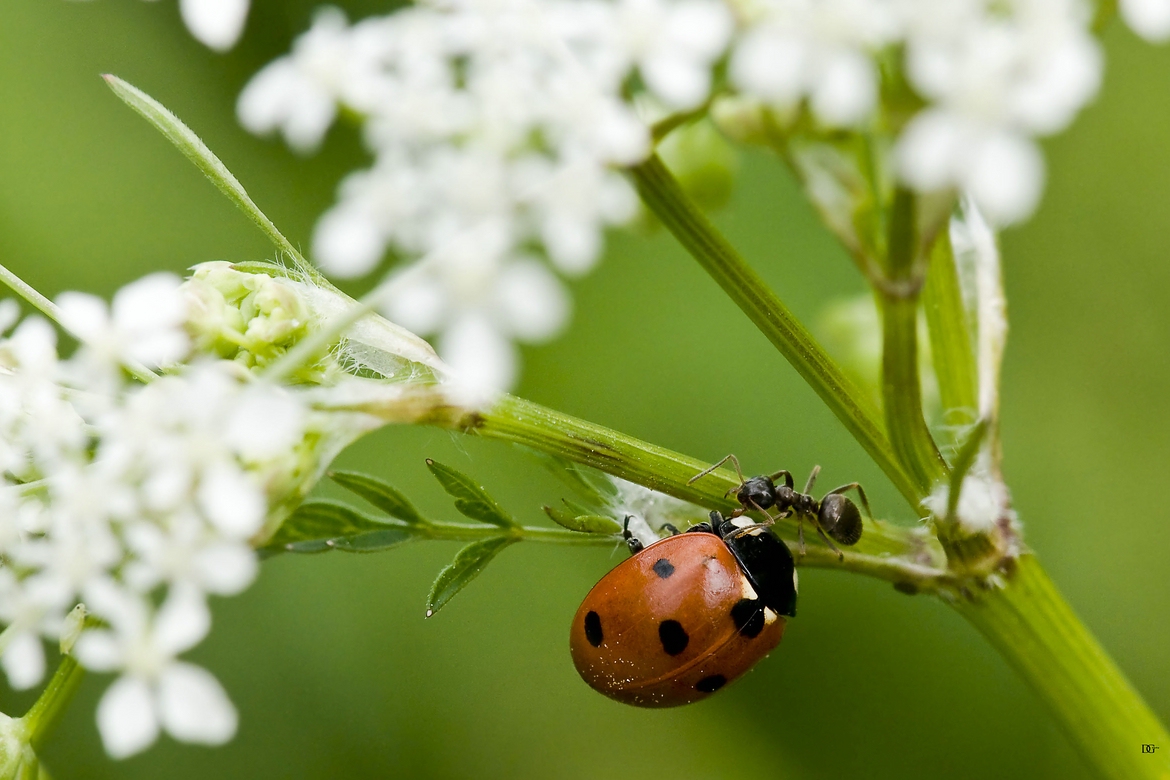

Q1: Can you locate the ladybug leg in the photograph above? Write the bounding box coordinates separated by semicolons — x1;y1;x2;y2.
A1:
824;482;874;520
622;516;644;554
802;465;822;495
687;453;747;488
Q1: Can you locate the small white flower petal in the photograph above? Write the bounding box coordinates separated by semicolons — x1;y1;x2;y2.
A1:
2;632;45;690
158;663;238;746
967;133;1044;226
1121;0;1170;41
74;629;124;672
154;587;211;657
225;386;305;462
179;0;251;52
312;207;385;278
55;292;109;341
194;543;258;596
440;315;517;396
97;676;159;759
494;261;569;343
197;464;266;539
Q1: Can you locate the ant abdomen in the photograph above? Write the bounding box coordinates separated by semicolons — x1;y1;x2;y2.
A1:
819;494;862;546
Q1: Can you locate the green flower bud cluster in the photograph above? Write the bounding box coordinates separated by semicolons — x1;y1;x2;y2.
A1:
183;262;322;376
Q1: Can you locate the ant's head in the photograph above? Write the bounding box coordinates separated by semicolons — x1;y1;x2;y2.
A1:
736;476;777;511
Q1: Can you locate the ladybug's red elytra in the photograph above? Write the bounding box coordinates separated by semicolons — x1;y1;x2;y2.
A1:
570;512;797;707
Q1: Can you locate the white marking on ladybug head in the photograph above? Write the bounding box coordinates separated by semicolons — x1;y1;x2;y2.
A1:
763;607;778;625
729;516;753;530
793;569;799;594
739;575;758;601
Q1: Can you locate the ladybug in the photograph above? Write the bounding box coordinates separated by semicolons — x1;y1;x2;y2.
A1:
689;454;872;559
570;512;797;707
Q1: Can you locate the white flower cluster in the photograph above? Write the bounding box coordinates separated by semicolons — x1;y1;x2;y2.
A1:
0;272;337;758
235;0;1170;393
238;0;733;391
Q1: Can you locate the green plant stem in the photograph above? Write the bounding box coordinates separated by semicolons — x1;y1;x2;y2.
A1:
378;393;948;579
922;227;978;427
417;521;619;547
0;261;157;385
627;154;925;508
955;556;1170;780
879;189;947;490
21;655;85;753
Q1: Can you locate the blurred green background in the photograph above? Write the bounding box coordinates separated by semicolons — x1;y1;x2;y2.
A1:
2;2;1169;778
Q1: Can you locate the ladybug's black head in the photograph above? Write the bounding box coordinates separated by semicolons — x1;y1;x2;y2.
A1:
818;494;862;546
736;476;777;511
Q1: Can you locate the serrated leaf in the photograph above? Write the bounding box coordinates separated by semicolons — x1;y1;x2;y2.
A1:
264;499;415;555
101;74;306;267
426;537;516;617
543;505;622;535
330;470;429;525
425;459;518;528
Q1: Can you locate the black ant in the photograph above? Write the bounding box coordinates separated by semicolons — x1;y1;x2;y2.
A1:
688;454;872;560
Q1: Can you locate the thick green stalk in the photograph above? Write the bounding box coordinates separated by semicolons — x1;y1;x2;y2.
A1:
922;228;978;424
21;656;85;753
955;556;1170;780
627;155;925;508
879;189;948;489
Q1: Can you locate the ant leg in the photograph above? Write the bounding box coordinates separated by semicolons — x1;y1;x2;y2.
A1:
687;454;746;486
661;523;681;536
767;469;795;489
814;522;845;561
825;482;874;520
796;514;807;558
803;465;822;495
724;522;772;542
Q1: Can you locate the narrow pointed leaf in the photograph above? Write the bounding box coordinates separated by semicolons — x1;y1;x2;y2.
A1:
425;459;518;528
543;505;622;535
330;470;428;525
426;537;516;617
264;499;415;555
101;74;306;267
534;453;618;504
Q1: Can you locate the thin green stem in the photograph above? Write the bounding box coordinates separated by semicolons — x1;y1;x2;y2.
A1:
922;227;978;431
955;556;1170;780
0;262;157;385
21;655;85;753
879;189;947;490
627;154;925;509
348;392;948;578
418;521;619;547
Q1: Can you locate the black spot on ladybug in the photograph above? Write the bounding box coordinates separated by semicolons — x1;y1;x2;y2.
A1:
696;674;726;693
652;558;675;579
658;620;689;656
584;611;603;647
731;598;765;639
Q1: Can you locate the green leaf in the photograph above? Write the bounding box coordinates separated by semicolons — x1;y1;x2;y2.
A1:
425;459;518;528
533;452;619;505
264;499;415;555
329;470;429;525
101;75;307;268
426;537;516;618
542;505;622;535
